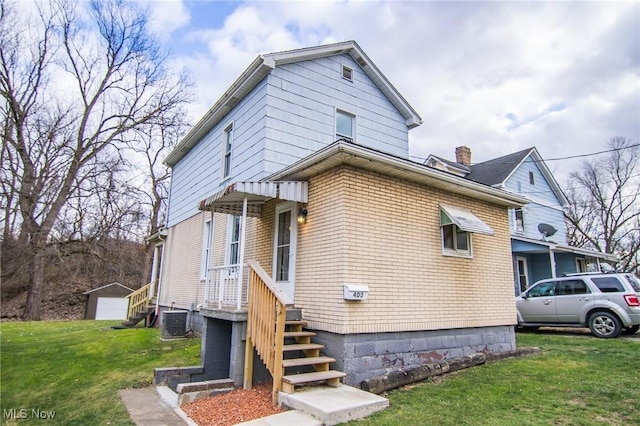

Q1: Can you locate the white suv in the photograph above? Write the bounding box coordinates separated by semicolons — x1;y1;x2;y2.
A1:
516;273;640;338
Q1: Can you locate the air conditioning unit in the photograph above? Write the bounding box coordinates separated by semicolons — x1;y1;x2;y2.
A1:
161;310;187;339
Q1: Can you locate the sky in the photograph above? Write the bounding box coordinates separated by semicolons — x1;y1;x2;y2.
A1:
148;0;639;183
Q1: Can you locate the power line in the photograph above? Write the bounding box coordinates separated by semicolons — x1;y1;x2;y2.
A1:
410;143;640;164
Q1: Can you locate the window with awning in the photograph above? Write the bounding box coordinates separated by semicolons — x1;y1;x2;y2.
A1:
440;205;494;257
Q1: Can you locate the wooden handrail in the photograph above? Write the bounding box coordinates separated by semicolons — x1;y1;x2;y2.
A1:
243;261;289;404
126;282;152;319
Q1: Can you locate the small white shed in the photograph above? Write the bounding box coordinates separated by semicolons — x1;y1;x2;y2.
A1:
84;282;134;320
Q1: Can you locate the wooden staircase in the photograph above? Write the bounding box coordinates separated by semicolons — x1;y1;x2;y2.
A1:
121;304;155;328
243;261;346;403
120;282;155;328
280;316;346;394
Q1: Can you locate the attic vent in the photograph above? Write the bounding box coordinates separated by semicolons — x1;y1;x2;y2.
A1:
342;65;353;82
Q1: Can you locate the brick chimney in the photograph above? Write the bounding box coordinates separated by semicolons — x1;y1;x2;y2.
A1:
455;146;472;166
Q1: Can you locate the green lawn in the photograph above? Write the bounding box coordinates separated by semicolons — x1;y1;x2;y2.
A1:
2;323;639;426
358;332;640;426
0;320;200;425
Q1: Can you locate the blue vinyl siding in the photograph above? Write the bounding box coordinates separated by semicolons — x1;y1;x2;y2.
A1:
504;157;559;205
167;54;411;227
167;80;269;226
505;157;567;244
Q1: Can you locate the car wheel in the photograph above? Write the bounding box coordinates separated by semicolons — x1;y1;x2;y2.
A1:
588;311;622;338
622;324;640;335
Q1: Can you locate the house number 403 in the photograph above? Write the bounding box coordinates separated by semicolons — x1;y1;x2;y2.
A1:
352;291;364;298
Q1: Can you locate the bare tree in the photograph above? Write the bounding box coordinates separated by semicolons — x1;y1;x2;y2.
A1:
0;0;191;319
565;136;640;273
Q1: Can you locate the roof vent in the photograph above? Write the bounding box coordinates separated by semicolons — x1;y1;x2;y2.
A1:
342;65;353;81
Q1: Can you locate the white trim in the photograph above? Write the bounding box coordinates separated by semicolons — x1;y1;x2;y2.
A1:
225;214;241;265
441;224;473;258
272;201;297;301
268;141;529;208
516;256;529;293
200;217;213;280
335;107;356;142
341;64;353;82
221;121;234;180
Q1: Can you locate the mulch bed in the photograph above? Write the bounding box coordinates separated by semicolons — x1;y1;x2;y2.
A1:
181;382;283;426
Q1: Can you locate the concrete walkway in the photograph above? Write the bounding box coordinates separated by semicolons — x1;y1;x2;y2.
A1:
119;387;196;426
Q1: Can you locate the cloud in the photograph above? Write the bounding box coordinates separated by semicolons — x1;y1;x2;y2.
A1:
170;0;639;183
147;0;191;40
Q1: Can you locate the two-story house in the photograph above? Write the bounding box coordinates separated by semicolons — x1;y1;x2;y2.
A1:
426;146;617;295
147;41;529;399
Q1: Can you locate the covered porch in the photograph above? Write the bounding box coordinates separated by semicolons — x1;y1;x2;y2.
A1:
198;180;308;311
512;236;618;293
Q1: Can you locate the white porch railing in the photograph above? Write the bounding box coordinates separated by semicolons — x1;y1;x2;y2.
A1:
204;264;249;309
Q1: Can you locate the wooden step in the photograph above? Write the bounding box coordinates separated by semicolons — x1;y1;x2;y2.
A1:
285;320;307;326
282;356;336;368
284;331;316;338
281;370;346;393
283;343;324;352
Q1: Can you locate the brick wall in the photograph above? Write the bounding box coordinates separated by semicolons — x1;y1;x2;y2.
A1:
294;165;516;334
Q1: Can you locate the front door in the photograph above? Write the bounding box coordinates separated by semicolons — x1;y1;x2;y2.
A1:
273;202;297;301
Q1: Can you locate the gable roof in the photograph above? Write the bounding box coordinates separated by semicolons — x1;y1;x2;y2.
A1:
465;148;533;186
466;147;568;206
83;282;134;295
165;40;422;167
424;154;471;175
268;140;528;208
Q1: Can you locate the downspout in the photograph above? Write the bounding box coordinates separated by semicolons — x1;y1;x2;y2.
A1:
236;196;248;311
549;245;557;278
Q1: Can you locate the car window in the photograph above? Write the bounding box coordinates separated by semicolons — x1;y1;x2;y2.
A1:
591;277;625;293
557;279;590;296
528;282;556;297
623;275;640;292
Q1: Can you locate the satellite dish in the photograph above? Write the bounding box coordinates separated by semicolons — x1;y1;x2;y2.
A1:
538;223;557;239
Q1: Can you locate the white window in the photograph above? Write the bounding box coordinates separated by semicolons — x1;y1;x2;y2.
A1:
438;205;494;258
441;223;471;257
227;215;241;265
576;258;586;273
200;219;213;279
222;123;233;179
514;208;524;233
516;256;529;293
529;171;535;185
336;109;354;142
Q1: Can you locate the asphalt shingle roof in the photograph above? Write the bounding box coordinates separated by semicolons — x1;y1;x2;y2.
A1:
465;147;534;186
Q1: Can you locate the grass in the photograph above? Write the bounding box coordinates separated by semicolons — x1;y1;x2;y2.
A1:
357;332;640;425
0;320;200;425
2;323;639;426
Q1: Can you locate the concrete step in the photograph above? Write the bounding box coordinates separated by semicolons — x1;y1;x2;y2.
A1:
282;356;336;369
236;410;322;426
282;343;324;352
279;385;389;426
175;378;234;393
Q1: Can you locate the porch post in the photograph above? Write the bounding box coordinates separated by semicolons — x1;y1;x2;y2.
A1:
549;247;557;278
236;196;248;311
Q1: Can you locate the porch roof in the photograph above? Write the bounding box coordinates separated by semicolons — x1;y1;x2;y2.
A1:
511;236;618;262
198;181;308;217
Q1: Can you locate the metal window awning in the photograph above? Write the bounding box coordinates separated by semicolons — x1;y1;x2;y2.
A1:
440;204;494;236
198;181;308;217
